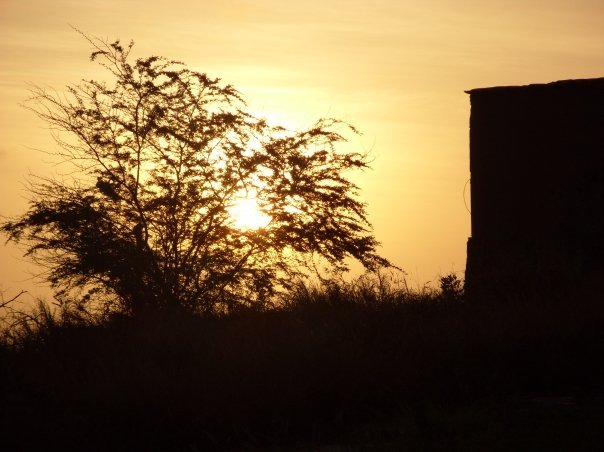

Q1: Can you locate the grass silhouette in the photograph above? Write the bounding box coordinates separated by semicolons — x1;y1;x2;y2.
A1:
0;273;602;451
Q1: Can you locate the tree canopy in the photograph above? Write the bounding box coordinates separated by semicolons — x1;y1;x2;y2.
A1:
2;35;390;315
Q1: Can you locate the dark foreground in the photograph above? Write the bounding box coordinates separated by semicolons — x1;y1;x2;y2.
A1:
1;291;602;451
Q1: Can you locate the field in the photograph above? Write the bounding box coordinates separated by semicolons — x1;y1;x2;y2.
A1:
1;276;602;451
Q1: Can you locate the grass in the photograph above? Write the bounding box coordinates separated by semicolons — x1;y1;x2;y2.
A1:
0;274;602;451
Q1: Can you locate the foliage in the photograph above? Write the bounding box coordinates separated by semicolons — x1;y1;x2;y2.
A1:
438;272;464;302
1;34;389;315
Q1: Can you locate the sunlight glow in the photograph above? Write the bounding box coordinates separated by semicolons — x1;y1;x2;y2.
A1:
229;196;272;230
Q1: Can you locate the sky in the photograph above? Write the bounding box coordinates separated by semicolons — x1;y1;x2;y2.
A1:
1;0;603;300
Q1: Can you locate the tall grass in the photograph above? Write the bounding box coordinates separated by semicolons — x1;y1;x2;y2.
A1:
0;272;601;451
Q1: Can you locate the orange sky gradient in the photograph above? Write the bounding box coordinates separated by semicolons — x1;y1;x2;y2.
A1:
1;0;604;299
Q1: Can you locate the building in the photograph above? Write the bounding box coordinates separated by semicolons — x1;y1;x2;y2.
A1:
465;78;604;301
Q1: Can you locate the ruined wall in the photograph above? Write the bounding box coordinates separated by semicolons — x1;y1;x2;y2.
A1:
465;78;604;301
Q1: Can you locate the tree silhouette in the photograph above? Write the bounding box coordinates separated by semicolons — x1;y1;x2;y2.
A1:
2;35;390;315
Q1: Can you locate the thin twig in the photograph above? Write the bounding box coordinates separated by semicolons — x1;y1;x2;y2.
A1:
0;290;28;309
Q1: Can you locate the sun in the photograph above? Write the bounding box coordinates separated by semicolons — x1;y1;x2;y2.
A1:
228;196;272;231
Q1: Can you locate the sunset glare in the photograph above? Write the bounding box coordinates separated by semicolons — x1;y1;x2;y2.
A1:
229;196;272;231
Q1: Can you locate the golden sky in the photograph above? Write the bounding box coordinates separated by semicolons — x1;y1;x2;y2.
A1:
1;0;604;298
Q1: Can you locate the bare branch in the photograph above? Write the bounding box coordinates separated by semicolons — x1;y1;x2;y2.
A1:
0;290;28;309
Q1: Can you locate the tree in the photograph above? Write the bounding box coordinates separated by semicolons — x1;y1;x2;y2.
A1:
1;35;390;315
